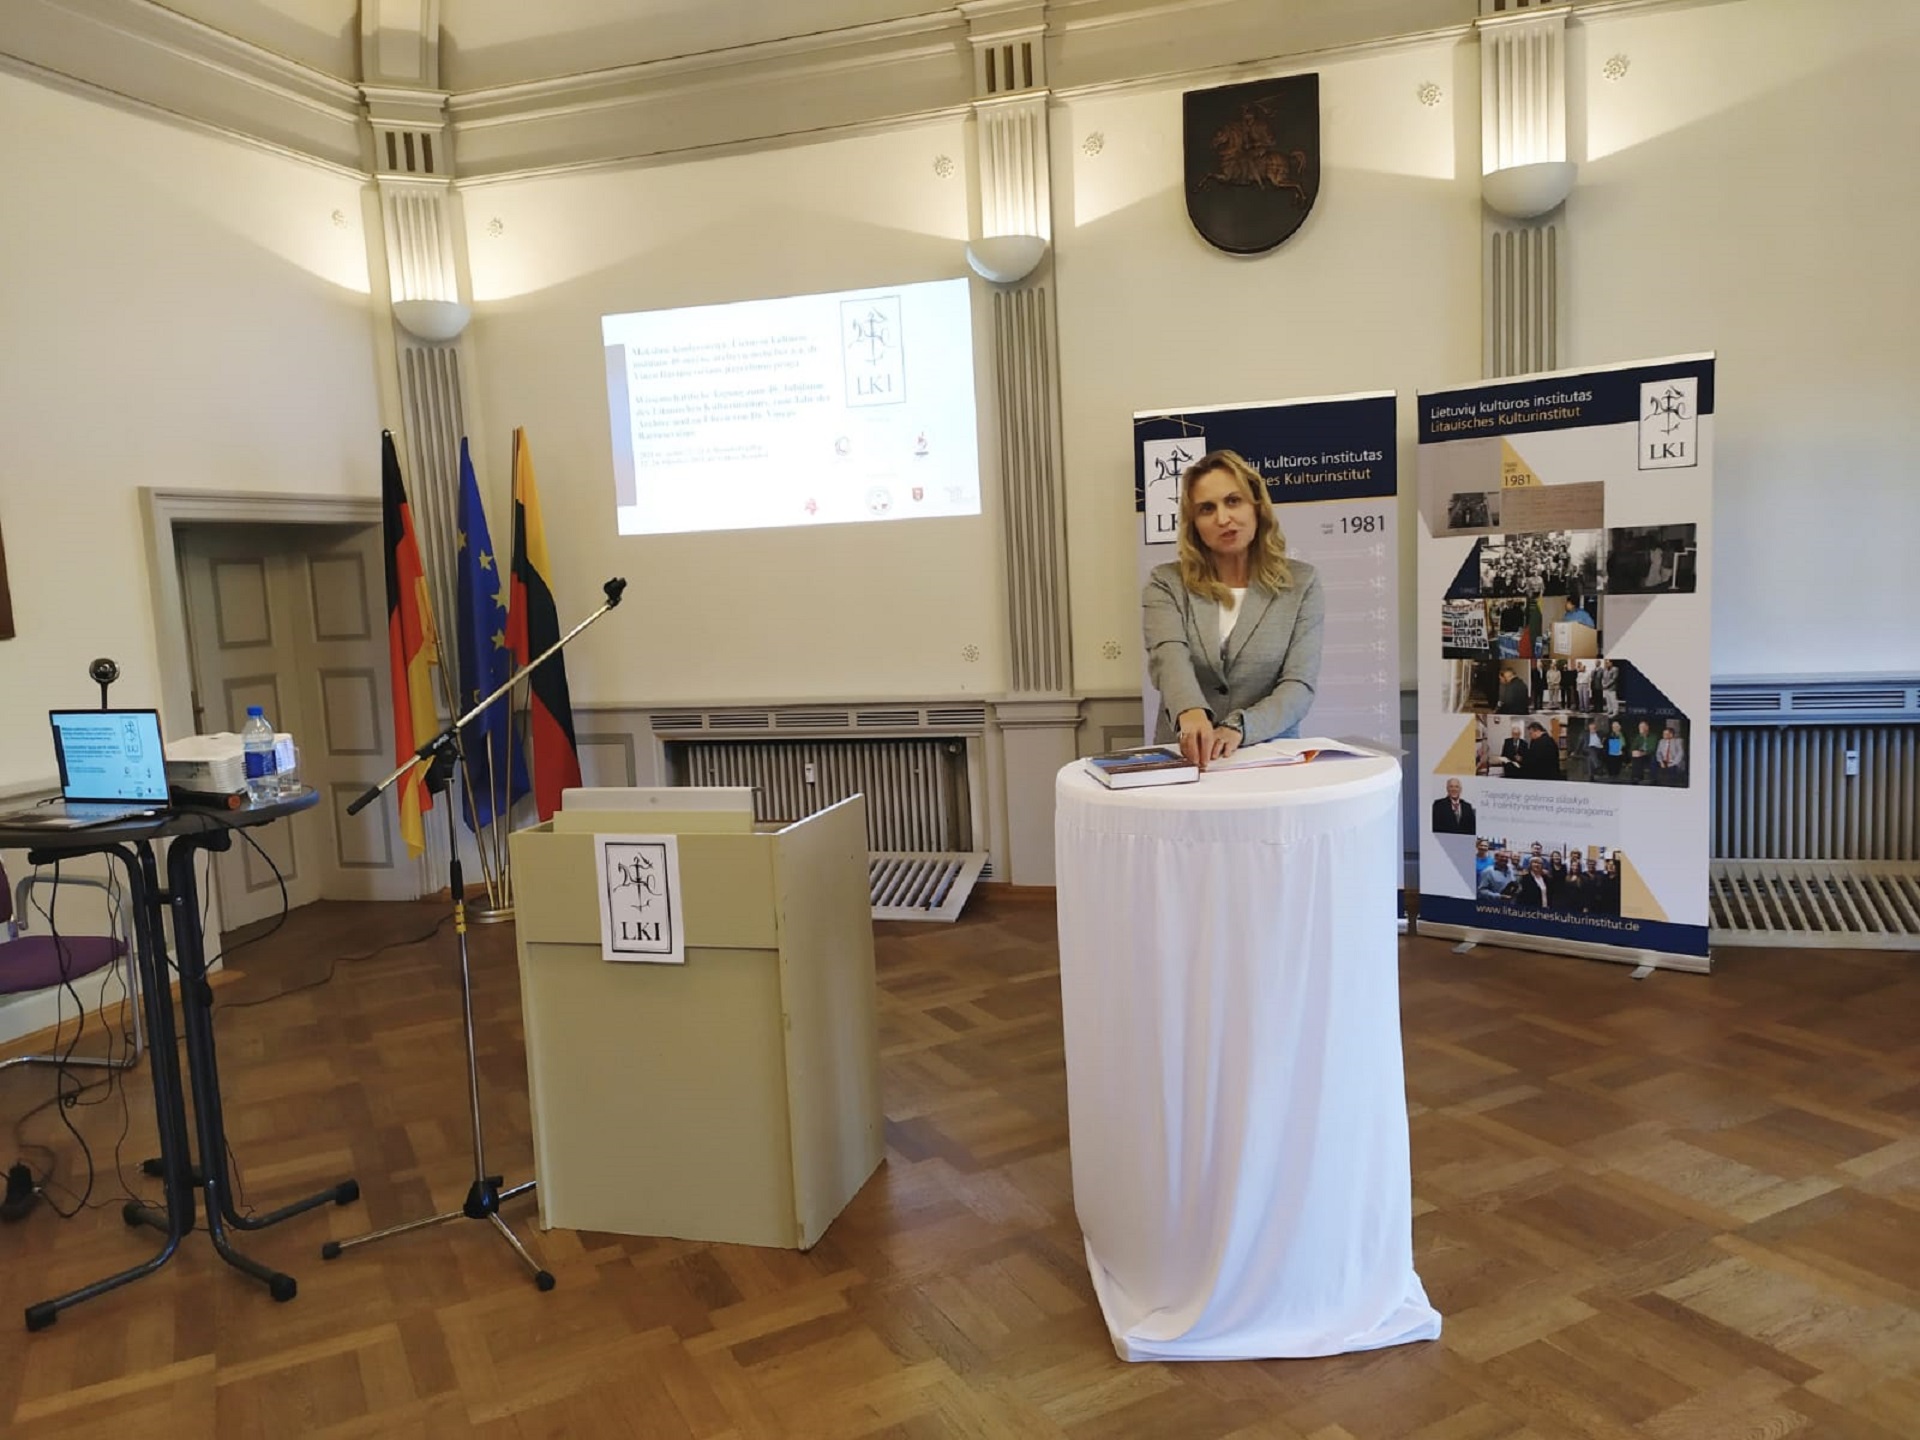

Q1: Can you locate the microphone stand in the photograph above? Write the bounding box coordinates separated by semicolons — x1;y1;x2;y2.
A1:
322;577;628;1288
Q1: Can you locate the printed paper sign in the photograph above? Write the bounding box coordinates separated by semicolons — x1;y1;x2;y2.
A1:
594;833;684;964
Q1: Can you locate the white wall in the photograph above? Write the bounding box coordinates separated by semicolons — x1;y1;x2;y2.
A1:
1054;37;1487;695
6;0;1911;777
1053;0;1920;693
1567;0;1920;677
460;118;1012;708
0;72;384;794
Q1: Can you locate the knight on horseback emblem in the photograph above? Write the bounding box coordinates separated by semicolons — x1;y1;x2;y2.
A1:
1185;74;1320;254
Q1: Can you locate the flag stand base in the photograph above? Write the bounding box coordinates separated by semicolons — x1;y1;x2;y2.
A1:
469;901;514;925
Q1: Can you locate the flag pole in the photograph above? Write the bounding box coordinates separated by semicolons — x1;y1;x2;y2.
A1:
504;426;584;829
453;434;522;923
469;751;513;924
428;566;504;914
440;663;504;915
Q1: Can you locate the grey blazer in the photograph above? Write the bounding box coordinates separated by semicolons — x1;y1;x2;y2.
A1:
1143;560;1325;746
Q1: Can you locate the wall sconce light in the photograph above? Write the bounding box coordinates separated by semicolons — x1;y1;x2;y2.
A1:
1481;160;1578;220
391;298;472;343
965;234;1049;285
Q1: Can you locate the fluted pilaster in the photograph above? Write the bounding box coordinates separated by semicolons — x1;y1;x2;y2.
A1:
375;174;468;643
992;284;1069;693
1477;5;1573;377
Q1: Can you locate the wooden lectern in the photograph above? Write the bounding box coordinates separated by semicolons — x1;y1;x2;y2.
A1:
508;793;883;1248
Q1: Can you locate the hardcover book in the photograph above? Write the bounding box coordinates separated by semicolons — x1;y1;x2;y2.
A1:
1083;747;1200;790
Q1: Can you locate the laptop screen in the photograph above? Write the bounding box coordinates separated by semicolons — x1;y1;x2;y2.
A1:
49;709;169;803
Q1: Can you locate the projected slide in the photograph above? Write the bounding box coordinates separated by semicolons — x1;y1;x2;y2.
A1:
602;278;982;535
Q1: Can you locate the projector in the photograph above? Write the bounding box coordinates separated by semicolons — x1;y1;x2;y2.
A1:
164;734;247;794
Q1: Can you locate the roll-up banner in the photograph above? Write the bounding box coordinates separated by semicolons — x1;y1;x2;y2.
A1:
1414;355;1714;972
1133;391;1402;754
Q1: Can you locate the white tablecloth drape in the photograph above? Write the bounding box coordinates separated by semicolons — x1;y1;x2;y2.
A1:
1055;754;1441;1362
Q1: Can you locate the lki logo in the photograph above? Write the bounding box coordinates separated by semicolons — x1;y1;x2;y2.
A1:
842;295;905;408
1141;435;1204;545
1639;376;1699;470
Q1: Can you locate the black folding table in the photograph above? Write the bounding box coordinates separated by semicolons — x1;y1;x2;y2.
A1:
3;788;359;1330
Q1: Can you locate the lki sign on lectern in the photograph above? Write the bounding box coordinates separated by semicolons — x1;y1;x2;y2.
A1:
594;833;685;964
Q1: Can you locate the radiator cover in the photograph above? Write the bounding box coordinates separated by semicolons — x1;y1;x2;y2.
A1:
669;736;974;854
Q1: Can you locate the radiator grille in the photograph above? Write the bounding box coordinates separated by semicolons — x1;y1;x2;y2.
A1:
1793;688;1907;713
1710;863;1920;950
1713;725;1919;861
926;705;989;728
870;852;987;923
776;710;850;729
1711;724;1920;947
672;738;973;852
1715;691;1783;717
649;703;988;735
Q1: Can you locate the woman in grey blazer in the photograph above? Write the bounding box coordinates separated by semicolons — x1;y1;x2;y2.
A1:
1143;450;1325;769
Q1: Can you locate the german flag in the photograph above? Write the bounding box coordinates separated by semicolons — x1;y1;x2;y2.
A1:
505;428;581;819
382;431;440;857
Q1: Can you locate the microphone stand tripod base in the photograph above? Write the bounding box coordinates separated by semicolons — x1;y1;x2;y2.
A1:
319;1176;553;1291
321;738;552;1291
331;577;629;1293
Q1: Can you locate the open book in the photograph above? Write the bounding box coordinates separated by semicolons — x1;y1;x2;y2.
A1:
1084;737;1374;789
1208;738;1378;771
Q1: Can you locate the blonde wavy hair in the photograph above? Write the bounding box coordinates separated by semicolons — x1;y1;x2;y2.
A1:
1176;449;1295;603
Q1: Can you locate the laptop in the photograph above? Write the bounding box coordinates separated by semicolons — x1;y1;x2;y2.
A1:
0;709;172;830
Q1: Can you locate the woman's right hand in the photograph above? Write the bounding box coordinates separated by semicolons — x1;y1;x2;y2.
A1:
1176;709;1214;770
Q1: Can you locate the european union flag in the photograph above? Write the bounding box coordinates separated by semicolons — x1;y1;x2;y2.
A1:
455;438;527;829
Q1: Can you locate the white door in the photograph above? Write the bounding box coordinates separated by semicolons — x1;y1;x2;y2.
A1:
286;523;424;902
178;522;418;929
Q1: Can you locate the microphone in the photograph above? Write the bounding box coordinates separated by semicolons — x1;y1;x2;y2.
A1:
604;577;628;608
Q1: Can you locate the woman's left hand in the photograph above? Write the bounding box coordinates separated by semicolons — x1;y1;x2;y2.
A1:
1210;725;1242;763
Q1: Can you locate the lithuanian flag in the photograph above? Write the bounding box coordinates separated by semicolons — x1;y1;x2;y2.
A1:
381;431;440;857
505;428;582;820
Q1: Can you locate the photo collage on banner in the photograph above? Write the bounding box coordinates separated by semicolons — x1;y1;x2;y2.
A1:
1134;393;1401;754
1415;356;1714;969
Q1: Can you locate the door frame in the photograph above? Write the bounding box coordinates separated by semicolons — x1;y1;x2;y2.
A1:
140;488;382;768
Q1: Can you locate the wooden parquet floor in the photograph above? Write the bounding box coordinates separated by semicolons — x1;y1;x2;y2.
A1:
1;891;1917;1438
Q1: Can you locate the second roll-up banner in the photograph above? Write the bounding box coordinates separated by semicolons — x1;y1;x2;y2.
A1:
1414;354;1715;972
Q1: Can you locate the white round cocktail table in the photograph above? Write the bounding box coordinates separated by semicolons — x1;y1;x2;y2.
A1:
1054;752;1441;1362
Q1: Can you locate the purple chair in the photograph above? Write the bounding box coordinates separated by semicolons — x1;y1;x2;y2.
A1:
0;858;144;1074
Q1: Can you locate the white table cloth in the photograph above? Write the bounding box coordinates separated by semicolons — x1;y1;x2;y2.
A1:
1055;753;1440;1362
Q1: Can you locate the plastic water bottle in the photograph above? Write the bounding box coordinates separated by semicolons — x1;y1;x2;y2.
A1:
241;706;279;801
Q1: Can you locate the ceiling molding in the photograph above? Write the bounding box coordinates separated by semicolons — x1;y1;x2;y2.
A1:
0;0;1745;182
1049;20;1477;105
454;8;967;108
0;0;363;170
0;49;367;181
451;103;971;189
448;14;973;178
1046;0;1478;95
